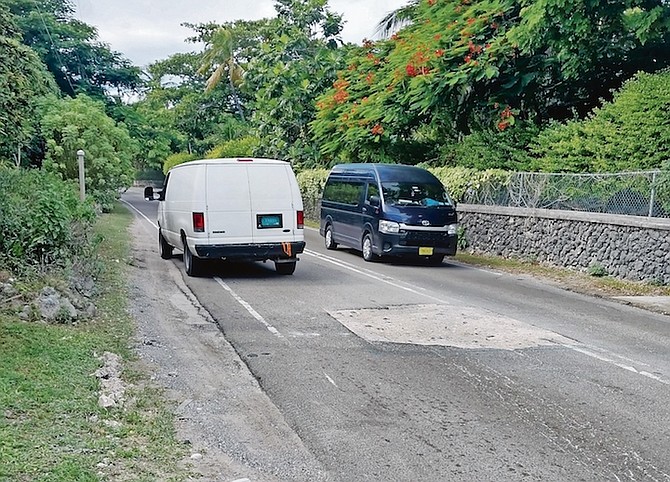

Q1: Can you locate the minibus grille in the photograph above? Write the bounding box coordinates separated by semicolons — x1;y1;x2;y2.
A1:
401;230;450;247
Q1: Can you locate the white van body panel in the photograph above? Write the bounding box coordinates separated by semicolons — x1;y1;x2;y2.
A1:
159;164;207;249
155;158;305;271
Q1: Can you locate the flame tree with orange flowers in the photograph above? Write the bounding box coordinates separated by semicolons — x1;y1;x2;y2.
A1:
311;0;670;166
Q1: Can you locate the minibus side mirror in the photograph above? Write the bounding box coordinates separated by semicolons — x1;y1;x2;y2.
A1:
144;186;155;201
368;195;381;207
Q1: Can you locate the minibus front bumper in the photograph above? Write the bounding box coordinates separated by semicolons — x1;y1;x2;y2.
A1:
377;231;457;257
195;241;306;261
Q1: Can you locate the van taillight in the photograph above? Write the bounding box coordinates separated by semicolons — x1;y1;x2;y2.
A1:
193;212;205;232
297;211;304;229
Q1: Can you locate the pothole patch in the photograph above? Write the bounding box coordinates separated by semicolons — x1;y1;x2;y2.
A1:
329;304;575;350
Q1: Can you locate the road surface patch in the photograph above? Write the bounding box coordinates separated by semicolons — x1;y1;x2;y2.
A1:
329;303;575;350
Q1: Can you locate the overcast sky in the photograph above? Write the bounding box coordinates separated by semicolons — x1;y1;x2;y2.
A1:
75;0;409;67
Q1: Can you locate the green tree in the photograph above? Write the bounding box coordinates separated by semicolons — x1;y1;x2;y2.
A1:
0;8;57;166
140;51;252;158
312;0;670;165
242;0;346;166
39;94;137;210
198;27;247;120
6;0;142;100
374;0;419;38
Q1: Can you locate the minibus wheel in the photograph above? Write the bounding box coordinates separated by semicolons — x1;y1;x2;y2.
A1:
362;233;376;262
159;229;173;259
324;224;338;250
427;254;444;265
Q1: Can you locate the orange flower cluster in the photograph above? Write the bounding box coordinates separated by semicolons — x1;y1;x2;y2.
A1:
497;105;513;131
333;78;350;104
371;124;384;135
464;40;487;65
406;64;431;77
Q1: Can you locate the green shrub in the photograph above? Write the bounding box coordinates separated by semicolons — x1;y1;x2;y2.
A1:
427;166;511;203
0;167;96;273
163;152;197;174
531;69;670;173
205;136;260;159
296;169;330;221
438;125;538;172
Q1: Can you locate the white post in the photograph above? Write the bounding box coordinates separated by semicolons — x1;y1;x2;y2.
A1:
77;149;86;201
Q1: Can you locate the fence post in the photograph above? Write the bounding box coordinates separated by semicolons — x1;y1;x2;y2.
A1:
648;171;657;217
77;149;86;201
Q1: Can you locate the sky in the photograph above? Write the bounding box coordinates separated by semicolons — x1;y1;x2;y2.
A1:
75;0;409;67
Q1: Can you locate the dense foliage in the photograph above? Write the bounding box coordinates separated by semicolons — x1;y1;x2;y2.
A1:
4;0;142;101
1;0;669;190
0;167;95;273
311;0;670;166
530;69;670;173
0;8;57;165
39;95;137;211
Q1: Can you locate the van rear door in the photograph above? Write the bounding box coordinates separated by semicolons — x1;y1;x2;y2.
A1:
205;164;253;244
248;164;300;243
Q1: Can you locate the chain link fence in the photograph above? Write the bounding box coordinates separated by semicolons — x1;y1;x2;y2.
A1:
462;170;670;218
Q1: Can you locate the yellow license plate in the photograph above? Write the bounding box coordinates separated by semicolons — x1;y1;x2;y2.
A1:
419;247;434;256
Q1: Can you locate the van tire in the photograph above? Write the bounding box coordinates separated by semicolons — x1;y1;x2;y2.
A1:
275;261;296;275
324;225;337;250
159;230;173;259
183;238;202;277
362;233;376;262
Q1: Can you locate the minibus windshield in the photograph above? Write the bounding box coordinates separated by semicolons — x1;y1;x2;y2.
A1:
382;182;453;206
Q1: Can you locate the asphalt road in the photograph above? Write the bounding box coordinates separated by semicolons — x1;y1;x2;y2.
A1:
122;187;670;481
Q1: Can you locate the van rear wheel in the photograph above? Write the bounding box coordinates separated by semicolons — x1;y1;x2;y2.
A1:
275;261;296;275
362;233;376;262
183;238;203;277
324;225;337;250
159;229;173;259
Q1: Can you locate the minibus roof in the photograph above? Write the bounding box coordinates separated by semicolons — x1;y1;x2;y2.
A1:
330;163;441;183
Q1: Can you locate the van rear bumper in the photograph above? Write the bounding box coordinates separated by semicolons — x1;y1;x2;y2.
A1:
194;241;306;261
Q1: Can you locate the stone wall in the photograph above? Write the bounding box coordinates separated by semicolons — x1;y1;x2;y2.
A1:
458;204;670;285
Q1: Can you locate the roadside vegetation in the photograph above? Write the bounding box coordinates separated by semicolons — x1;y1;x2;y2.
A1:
0;195;189;480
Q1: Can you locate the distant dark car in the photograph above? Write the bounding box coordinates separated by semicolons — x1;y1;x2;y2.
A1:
319;163;458;265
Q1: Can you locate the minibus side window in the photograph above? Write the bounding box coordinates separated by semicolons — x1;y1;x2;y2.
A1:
323;179;364;206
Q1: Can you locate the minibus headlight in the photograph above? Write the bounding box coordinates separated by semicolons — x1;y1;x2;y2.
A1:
379;220;400;234
447;223;458;235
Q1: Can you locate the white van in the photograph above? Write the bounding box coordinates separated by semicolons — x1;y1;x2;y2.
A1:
144;158;305;276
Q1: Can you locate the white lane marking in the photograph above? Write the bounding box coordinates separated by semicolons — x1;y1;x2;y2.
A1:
214;277;283;338
306;248;669;386
304;249;448;304
125;208;669;385
121;199;282;339
120;199;157;229
562;344;669;385
324;372;339;389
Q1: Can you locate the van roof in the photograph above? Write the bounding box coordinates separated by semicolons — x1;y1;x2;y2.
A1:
169;158;291;170
330;163;440;183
